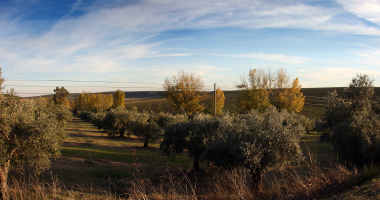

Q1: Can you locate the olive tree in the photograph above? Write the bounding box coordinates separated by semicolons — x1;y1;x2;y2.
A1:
131;112;164;147
203;107;304;191
89;111;107;129
0;75;70;199
319;74;380;166
102;107;138;137
160;113;219;171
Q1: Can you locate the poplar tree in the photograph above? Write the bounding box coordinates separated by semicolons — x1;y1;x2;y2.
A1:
113;89;125;108
205;87;226;116
236;68;271;113
236;68;304;113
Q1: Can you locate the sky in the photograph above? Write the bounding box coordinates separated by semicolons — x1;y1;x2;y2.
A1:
1;0;380;97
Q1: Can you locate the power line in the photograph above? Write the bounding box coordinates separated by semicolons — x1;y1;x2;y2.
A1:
5;79;230;88
4;85;161;89
6;79;163;85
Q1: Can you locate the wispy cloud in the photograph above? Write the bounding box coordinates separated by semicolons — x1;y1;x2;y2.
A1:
298;66;380;82
209;52;309;64
1;0;380;91
336;0;380;25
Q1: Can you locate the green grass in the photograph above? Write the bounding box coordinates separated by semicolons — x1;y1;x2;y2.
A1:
299;132;335;164
61;146;193;167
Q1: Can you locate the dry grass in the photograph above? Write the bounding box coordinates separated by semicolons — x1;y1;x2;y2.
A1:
5;160;380;200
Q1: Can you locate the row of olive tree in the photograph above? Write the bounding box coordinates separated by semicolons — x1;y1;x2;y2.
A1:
0;69;73;199
160;107;305;191
78;107;188;147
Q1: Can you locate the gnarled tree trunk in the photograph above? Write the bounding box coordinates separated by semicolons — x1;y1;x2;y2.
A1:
0;160;10;200
250;169;263;193
143;134;150;147
192;154;200;171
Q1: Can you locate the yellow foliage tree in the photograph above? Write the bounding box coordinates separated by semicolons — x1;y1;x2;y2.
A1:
205;87;226;116
237;68;304;113
113;89;125;108
74;92;114;112
285;78;305;113
269;69;304;113
74;92;90;111
236;68;271;113
163;71;207;114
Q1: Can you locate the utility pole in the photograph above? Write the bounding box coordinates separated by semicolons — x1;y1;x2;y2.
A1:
214;83;216;117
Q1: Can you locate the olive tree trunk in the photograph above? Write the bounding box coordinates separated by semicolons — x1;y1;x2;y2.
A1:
143;134;150;147
0;160;10;200
250;169;263;192
192;154;200;171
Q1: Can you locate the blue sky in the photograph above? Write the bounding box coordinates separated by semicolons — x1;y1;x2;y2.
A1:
1;0;380;97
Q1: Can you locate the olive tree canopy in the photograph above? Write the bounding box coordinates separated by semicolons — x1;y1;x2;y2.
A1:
0;69;71;199
319;74;380;166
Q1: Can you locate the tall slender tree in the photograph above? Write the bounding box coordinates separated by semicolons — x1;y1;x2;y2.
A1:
113;89;125;108
205;87;226;116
